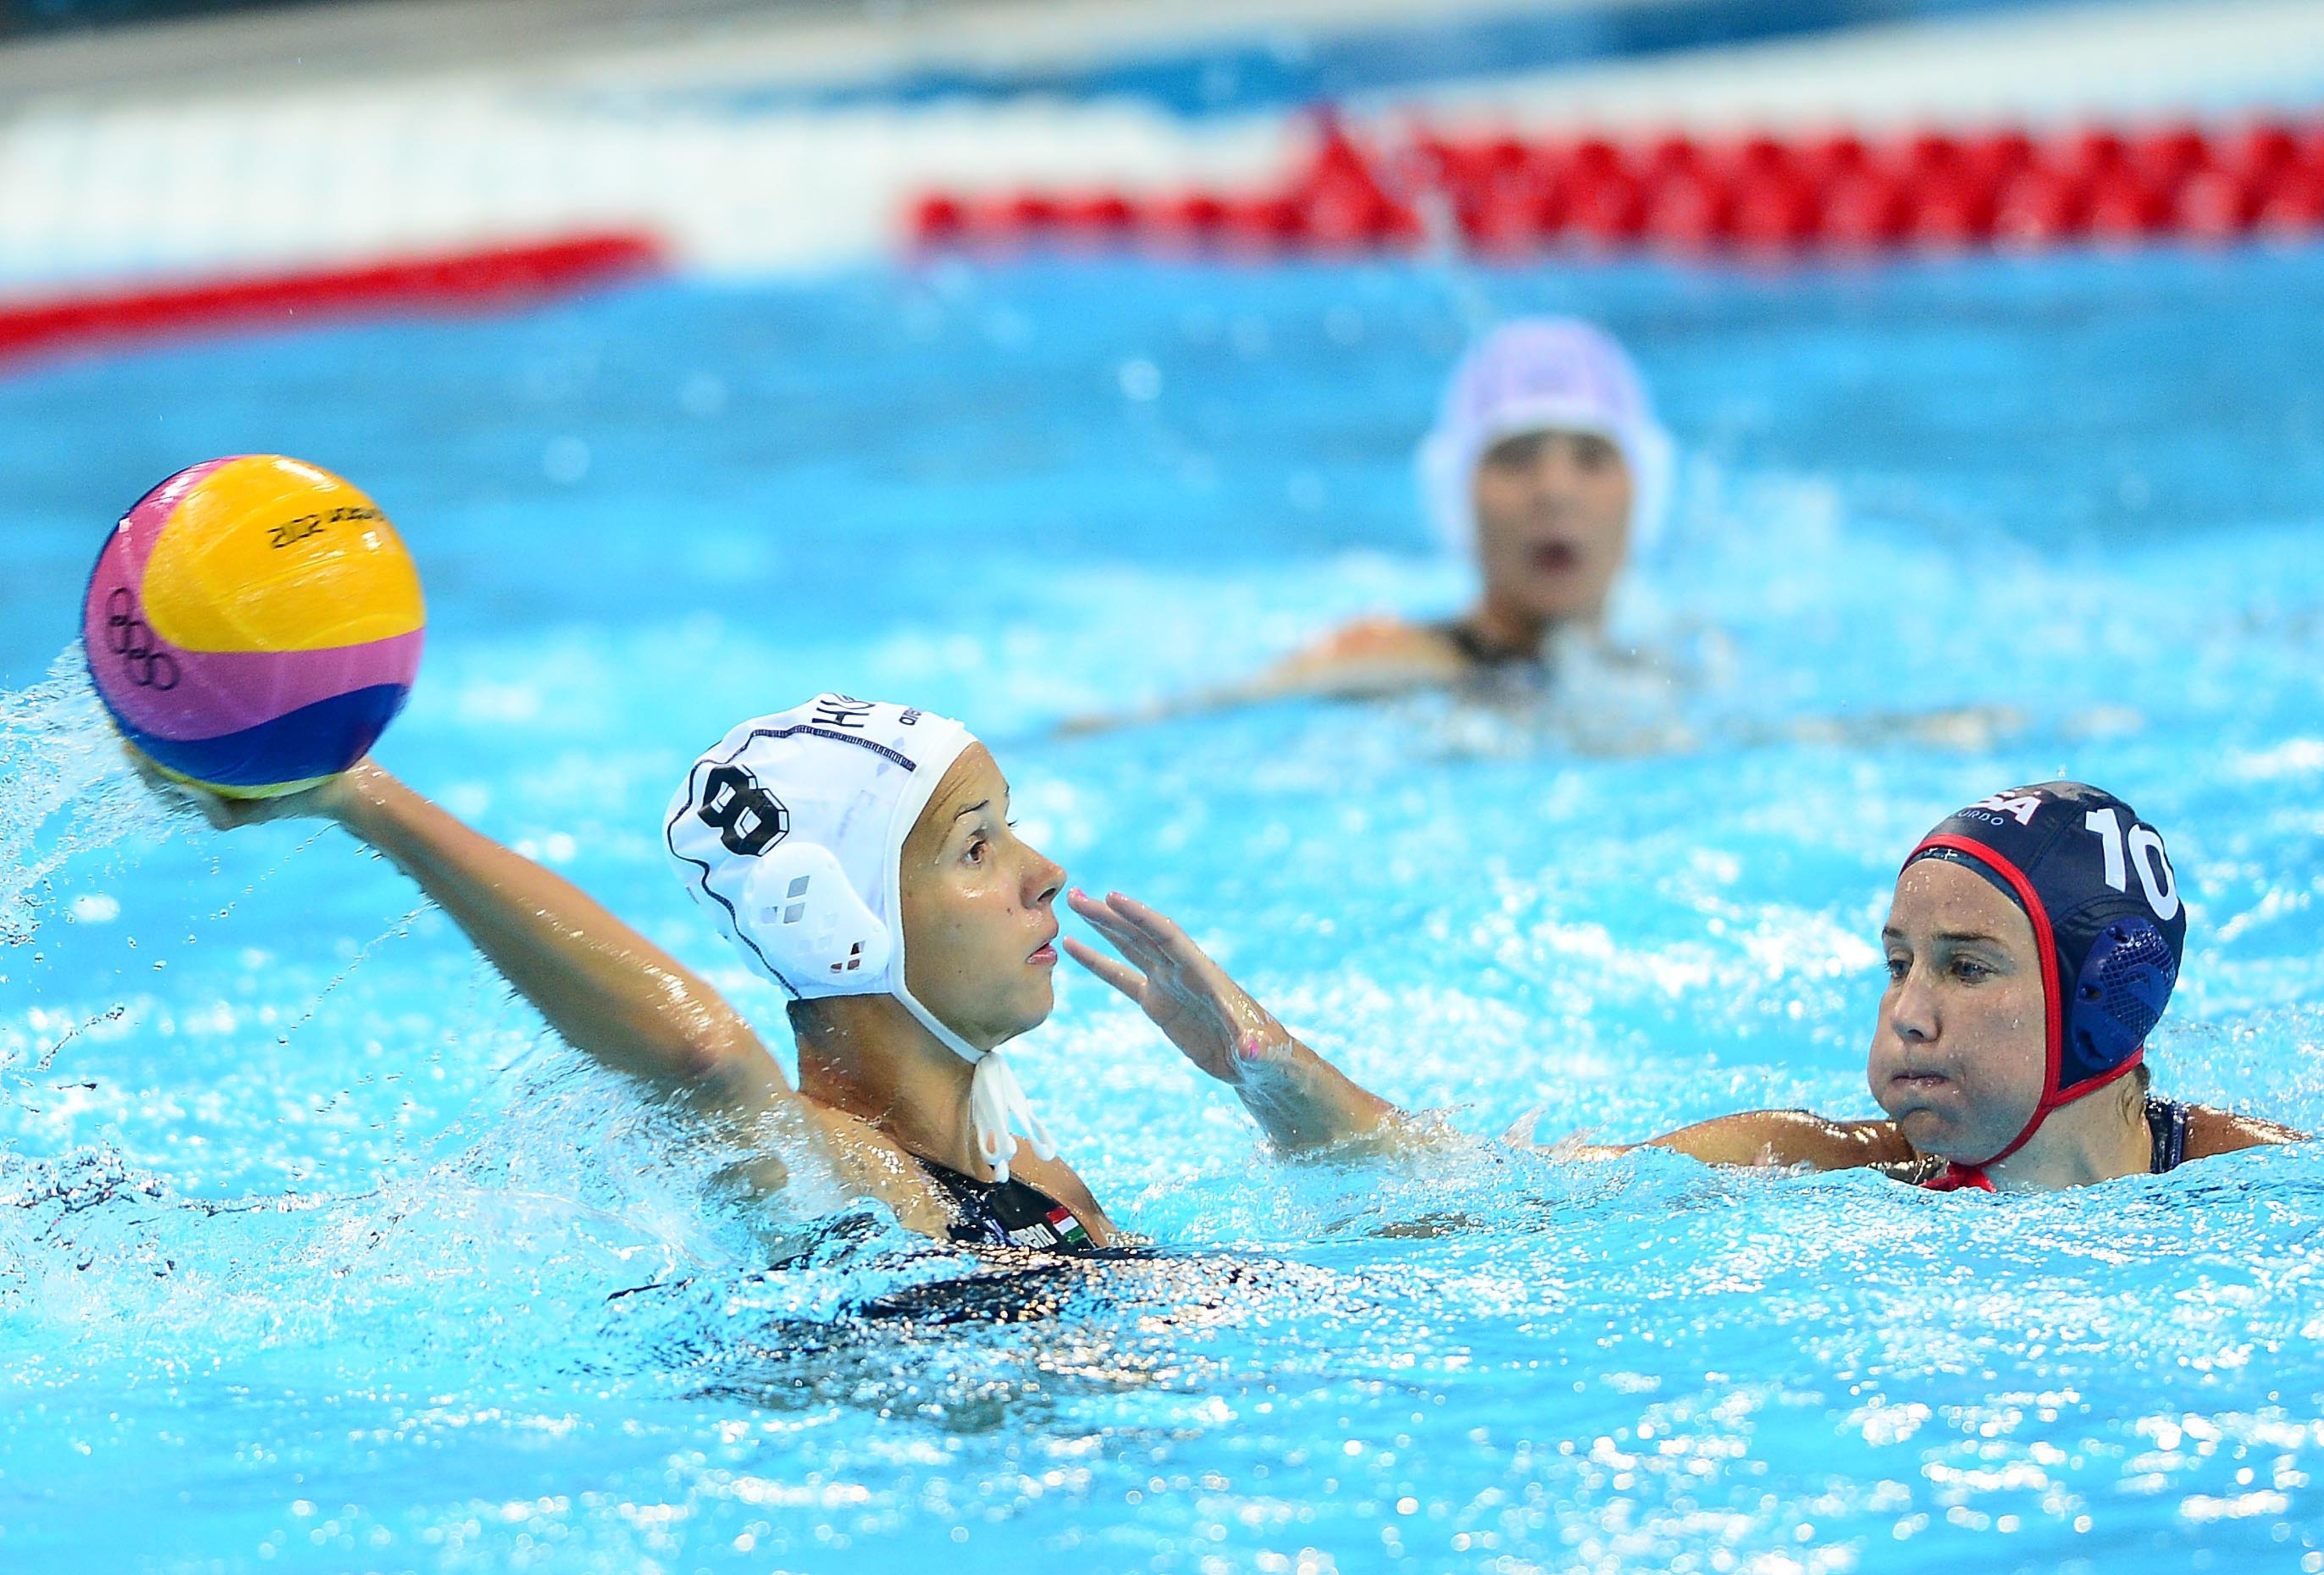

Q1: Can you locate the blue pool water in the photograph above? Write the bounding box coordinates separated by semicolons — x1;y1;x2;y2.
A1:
5;243;2324;1573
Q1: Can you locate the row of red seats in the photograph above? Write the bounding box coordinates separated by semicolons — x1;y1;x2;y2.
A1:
910;120;2324;255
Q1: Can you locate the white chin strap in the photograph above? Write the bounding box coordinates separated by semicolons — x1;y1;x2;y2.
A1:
966;1051;1057;1185
895;988;1056;1185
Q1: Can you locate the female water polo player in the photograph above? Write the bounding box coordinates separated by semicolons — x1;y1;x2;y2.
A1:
1060;322;2022;752
1062;317;1668;734
1258;315;1668;697
1621;781;2304;1189
1068;781;2305;1192
144;695;1150;1253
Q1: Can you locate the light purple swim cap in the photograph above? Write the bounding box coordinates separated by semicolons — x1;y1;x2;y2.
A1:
1416;317;1674;557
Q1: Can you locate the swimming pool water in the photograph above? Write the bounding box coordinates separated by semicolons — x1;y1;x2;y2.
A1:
5;243;2324;1573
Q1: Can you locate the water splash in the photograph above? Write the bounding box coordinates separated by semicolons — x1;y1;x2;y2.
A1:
0;644;175;948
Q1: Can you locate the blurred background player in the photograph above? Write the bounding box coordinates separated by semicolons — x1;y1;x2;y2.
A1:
1063;316;1669;733
1067;314;2023;752
1256;315;1672;698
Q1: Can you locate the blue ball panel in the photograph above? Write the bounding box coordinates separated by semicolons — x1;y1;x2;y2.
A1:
117;683;411;790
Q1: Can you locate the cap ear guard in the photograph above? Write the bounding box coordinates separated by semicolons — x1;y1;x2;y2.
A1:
2067;914;2178;1075
740;842;893;986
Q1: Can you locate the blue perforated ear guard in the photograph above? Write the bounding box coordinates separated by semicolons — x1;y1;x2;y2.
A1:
2067;914;2178;1078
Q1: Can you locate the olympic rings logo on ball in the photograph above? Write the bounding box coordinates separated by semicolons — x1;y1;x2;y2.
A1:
104;587;180;691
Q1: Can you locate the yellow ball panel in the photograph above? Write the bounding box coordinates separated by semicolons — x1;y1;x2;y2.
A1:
137;746;339;802
142;455;426;654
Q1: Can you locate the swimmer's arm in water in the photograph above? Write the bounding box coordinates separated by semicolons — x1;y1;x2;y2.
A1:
1063;888;1398;1151
1225;617;1472;701
1572;1109;1917;1170
137;756;952;1233
1056;618;1468;736
1580;1104;2304;1171
2186;1106;2310;1156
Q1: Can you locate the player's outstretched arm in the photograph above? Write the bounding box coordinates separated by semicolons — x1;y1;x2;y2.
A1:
268;761;789;1114
1589;1110;1916;1169
137;755;960;1229
1055;619;1467;736
1064;888;1397;1151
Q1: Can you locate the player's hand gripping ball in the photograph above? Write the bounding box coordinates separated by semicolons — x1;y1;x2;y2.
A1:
83;455;425;799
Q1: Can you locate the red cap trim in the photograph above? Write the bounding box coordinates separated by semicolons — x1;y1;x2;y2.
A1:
2053;1047;2145;1107
1921;1161;1997;1193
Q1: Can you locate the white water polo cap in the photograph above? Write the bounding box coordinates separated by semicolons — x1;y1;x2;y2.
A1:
664;694;1056;1181
1416;316;1675;558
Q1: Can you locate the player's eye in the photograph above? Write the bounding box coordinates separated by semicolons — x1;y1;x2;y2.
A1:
1482;433;1545;469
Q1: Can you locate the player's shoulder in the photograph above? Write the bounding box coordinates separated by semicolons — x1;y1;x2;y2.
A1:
1308;615;1457;663
2185;1104;2309;1158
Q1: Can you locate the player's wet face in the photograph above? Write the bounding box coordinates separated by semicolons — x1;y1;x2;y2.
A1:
1471;429;1633;624
898;745;1066;1050
1869;859;2049;1163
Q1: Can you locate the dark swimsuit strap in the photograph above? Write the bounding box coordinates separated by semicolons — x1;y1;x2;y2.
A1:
916;1156;1096;1254
1430;618;1543;671
2145;1096;2190;1175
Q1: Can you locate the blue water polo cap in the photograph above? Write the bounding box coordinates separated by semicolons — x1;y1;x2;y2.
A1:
1903;781;2186;1165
